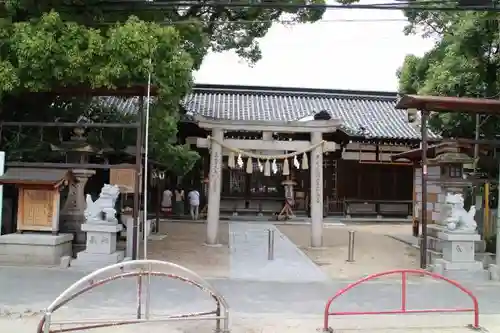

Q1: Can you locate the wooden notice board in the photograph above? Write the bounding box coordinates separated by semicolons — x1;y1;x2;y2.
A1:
17;188;59;232
110;169;140;193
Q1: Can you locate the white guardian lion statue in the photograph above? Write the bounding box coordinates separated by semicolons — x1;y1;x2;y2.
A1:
441;193;477;233
84;184;120;223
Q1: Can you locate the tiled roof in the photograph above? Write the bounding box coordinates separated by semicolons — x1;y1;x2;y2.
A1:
93;96;141;116
97;84;440;140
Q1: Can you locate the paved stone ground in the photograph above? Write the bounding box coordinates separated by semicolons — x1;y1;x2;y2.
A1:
3;266;500;315
229;222;328;282
2;265;500;332
2;222;500;332
3;313;499;333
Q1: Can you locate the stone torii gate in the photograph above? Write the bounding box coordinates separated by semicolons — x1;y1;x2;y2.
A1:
190;115;341;248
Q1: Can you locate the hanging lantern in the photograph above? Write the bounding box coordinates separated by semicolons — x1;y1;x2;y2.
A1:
282;158;290;176
228;151;235;168
246;156;253;174
301;152;309;170
237;153;244;168
264;159;271;176
293;155;300;169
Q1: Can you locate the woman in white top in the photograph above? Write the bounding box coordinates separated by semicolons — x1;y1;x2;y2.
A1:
161;189;173;214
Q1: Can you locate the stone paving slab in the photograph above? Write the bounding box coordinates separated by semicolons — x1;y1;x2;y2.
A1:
229;222;328;282
2;266;500;316
2;313;498;333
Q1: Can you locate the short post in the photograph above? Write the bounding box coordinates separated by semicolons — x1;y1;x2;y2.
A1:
268;228;275;260
347;230;356;262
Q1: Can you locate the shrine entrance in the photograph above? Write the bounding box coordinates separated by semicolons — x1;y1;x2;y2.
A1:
223;165;285;215
187;115;341;248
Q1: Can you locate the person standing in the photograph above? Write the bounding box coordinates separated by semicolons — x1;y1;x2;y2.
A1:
161;188;173;216
187;188;200;220
174;187;185;216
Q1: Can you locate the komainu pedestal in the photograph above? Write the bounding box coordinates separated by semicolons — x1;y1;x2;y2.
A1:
71;184;124;268
430;193;488;280
435;229;482;271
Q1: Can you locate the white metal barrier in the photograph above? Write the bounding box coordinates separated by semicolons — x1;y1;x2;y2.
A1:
37;260;230;333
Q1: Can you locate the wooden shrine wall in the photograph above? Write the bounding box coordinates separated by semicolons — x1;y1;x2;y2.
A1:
336;160;413;201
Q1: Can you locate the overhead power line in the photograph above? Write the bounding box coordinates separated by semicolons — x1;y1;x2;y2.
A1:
96;0;500;12
160;18;409;24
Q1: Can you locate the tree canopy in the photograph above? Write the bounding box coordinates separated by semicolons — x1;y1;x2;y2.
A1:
397;5;500;139
0;0;326;175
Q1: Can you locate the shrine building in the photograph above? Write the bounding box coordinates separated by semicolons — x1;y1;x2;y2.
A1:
104;84;439;246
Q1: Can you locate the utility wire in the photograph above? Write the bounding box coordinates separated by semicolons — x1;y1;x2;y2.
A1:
156;18;410;24
95;0;500;12
94;14;500;26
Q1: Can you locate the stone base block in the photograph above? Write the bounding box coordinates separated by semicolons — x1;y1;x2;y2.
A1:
488;264;500;281
432;258;489;281
0;233;73;265
426;235;485;253
81;223;122;255
436;258;484;271
72;250;124;269
437;231;481;242
444;269;490;282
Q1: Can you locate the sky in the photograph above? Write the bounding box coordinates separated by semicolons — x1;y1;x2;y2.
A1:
194;0;436;92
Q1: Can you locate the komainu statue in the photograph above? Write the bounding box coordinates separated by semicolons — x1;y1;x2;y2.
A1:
84;184;120;223
441;193;477;232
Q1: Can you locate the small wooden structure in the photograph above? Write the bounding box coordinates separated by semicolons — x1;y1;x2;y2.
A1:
0;168;75;233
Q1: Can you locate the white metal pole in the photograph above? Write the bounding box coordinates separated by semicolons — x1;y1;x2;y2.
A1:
142;61;153;320
496;163;500;267
143;65;152;259
0;152;5;234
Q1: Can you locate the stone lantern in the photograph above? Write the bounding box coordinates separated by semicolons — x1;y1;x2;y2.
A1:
432;147;474;204
53;126;97;253
425;145;487;279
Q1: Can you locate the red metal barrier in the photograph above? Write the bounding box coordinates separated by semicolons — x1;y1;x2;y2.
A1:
323;269;479;332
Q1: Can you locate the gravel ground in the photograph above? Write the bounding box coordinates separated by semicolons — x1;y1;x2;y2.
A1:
142;222;230;278
278;224;419;280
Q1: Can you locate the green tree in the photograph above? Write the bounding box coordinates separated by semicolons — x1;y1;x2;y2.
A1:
0;1;327;174
397;6;500;139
